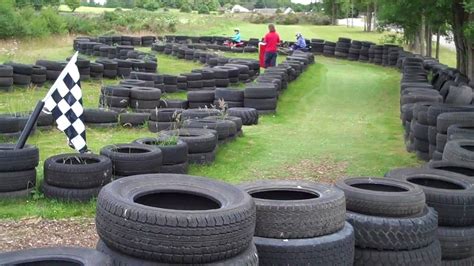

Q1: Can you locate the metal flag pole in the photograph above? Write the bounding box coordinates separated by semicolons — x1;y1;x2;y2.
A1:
15;100;44;150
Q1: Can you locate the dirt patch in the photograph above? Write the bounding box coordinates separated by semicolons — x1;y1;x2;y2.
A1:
0;217;98;252
252;158;349;183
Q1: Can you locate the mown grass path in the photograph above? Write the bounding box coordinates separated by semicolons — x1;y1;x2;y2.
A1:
0;56;420;219
191;57;420;182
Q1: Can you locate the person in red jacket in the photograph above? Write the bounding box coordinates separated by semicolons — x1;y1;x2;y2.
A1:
262;24;280;68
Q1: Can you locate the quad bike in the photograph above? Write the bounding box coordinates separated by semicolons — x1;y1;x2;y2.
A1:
223;40;245;48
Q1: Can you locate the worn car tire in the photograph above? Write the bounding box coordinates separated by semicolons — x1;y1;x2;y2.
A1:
0;247;111;265
41;181;102;202
96;174;256;264
100;144;162;176
0;169;36;192
0;144;39;172
335;177;425;217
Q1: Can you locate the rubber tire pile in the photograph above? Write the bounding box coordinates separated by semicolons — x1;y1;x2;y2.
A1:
0;144;38;199
336;176;441;265
399;57;473;161
240;180;355;265
95;174;258;265
385;167;474;265
41;153;112;202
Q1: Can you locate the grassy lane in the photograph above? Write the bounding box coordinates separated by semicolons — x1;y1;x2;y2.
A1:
0;56;421;218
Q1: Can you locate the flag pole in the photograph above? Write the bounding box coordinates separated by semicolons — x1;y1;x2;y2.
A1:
15;100;45;150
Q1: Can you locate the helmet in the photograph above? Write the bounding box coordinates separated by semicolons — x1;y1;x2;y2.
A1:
234;28;240;32
296;33;302;38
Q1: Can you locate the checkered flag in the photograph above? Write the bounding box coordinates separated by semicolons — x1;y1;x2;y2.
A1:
43;52;87;153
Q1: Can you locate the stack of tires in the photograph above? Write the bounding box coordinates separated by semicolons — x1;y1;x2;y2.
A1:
310;39;325;54
0;65;13;91
335;37;351;59
358;42;373;62
31;65;47;87
160;128;218;165
244;83;278;114
100;144;162;179
336;177;441;265
388;46;402;66
386;167;474;265
0;144;38;199
435;112;474;158
113;59;132;78
226;63;250;82
120;79;147;88
83;109;118;128
95;174;258;265
96;59;118;79
323;41;336;57
214;66;240;85
372;45;384;65
100;85;130;112
116;45;134;60
133;137;188;174
203;115;244;138
0;115;21;139
148;108;182;132
175;75;187;91
214;88;244;108
182;72;203;91
240;180;354;265
192;68;216;90
443;126;474;162
72;57;91;80
118;112;149;127
163;74;178;93
210;67;230;87
41;153;112;202
89;62;104;80
187;91;215;108
5;62;32;87
129;87;161;112
348;40;361;61
141;36;155;46
182;118;236;144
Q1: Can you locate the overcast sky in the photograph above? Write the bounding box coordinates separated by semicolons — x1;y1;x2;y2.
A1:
291;0;322;4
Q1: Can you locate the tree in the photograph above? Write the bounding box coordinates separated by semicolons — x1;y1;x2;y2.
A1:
65;0;80;12
198;4;209;13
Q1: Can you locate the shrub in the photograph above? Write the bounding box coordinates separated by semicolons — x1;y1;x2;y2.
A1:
180;4;191;13
65;0;80;12
143;0;159;11
198;4;209;14
277;13;299;25
40;7;67;34
0;2;18;38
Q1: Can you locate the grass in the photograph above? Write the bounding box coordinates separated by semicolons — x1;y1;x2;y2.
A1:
58;5;130;13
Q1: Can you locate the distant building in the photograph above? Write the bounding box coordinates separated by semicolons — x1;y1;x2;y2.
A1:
253;8;278;14
84;0;106;5
283;7;294;14
231;4;250;13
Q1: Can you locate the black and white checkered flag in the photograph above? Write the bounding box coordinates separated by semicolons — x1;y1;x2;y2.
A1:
43;52;87;153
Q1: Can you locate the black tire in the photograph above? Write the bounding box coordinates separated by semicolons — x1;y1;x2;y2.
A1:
0;247;111;265
96;239;258;266
203;116;243;132
386;167;474;226
445;85;473;105
130;99;160;109
227;107;259;125
133;138;188;164
438;225;474;260
130;87;161;100
41;181;102;202
427;105;474;126
443;139;474;163
83;109;118;123
244;98;277;110
96;174;256;263
437;112;474;134
44;153;112;189
149;108;183;122
0;144;39;172
0;169;36;192
348;206;438;250
239;180;346;238
188;148;217;165
334;177;425;217
214;88;244;102
103;95;129;108
181;109;222;120
255;222;354;266
119;112;149;127
244;83;278;99
425;160;474;177
188;91;215;103
0;115;20;133
159;162;189;174
0;64;13;76
183;119;236;140
354;240;442;266
100;144;162;176
442;256;474;266
159;128;217;153
413;122;429;140
447;124;474;136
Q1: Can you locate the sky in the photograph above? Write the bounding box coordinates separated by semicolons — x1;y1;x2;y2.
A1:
291;0;322;4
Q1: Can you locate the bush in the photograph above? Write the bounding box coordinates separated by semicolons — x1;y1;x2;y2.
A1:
0;2;18;38
198;4;209;14
40;7;67;34
65;0;80;12
277;13;299;25
180;4;191;13
143;0;159;11
301;13;331;25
